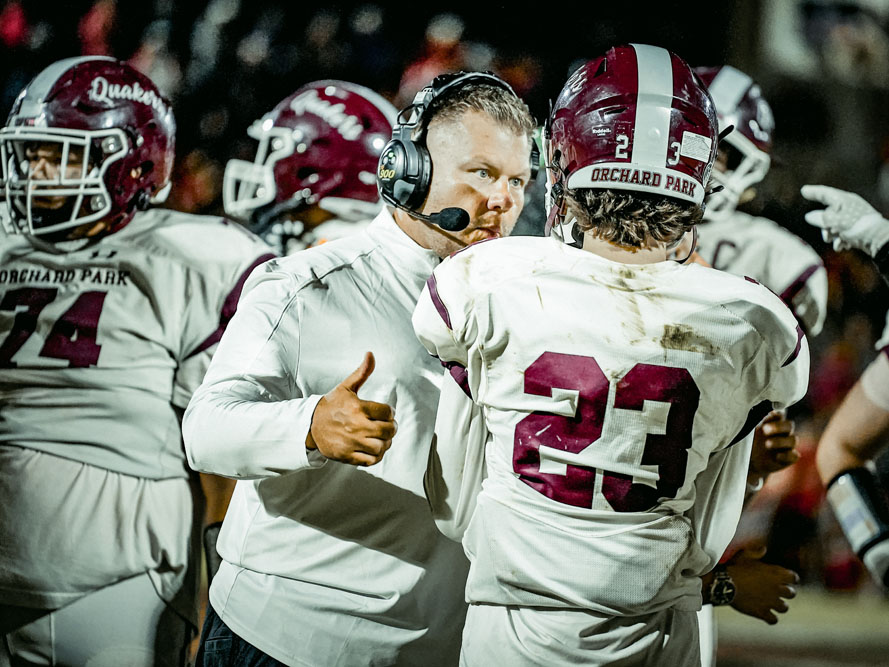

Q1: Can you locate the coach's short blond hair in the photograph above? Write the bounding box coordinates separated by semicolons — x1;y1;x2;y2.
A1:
567;189;704;248
423;82;536;143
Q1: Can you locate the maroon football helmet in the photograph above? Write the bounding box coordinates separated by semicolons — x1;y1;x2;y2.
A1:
0;56;175;238
694;65;774;220
223;80;396;247
545;44;718;237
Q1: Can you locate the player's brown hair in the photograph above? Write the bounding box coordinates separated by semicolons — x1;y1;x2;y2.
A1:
566;189;704;249
423;82;536;145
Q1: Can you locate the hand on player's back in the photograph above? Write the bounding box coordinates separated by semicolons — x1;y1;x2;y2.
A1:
749;410;799;479
308;352;397;466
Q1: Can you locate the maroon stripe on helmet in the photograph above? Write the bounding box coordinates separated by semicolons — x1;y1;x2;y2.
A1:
426;272;453;330
781;324;805;368
187;252;276;359
670;51;686;115
626;46;641;164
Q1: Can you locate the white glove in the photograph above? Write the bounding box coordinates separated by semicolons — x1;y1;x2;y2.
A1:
801;184;889;257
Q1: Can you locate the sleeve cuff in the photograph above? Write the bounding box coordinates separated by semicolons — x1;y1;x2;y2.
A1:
297;394;328;469
305;446;328;468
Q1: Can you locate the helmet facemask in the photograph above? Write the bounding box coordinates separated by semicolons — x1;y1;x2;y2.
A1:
222;119;300;223
542;117;576;245
224;81;396;255
1;126;128;238
704;131;770;222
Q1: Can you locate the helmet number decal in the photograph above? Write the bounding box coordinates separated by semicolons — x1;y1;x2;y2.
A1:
615;134;629;159
0;287;107;368
512;351;699;511
667;141;681;166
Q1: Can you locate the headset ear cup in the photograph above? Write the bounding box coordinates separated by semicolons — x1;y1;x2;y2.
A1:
377;137;432;209
405;141;431;209
377;139;411;205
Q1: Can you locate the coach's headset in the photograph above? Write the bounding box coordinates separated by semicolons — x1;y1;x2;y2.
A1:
377;71;539;232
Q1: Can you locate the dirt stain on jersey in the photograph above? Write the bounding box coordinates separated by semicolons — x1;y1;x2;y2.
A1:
616;281;645;341
659;324;718;355
605;269;636;293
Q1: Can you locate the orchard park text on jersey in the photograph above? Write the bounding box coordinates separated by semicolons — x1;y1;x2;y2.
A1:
0;266;130;286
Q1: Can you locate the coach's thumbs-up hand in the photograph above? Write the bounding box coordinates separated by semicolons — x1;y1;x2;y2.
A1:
307;352;397;466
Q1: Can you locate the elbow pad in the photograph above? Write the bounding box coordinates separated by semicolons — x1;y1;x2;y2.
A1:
826;467;889;589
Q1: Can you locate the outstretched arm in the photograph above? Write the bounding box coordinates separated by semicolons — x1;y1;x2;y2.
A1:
817;368;889;590
801;184;889;284
816;380;889;485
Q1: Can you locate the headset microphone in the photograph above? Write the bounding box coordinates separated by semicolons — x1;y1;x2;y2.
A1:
427;207;470;231
382;192;470;231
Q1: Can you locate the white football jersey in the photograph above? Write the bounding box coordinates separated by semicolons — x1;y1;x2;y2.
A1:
413;235;809;617
697;211;827;335
0;208;274;479
0;208;273;612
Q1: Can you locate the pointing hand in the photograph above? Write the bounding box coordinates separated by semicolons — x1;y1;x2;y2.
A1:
801;184;889;257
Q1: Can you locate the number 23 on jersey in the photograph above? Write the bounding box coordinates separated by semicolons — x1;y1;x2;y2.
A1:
513;351;700;512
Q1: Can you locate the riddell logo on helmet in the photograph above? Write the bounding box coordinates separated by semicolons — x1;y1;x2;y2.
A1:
88;77;168;115
290;90;363;141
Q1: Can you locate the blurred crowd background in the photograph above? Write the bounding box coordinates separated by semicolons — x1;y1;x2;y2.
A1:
2;0;889;602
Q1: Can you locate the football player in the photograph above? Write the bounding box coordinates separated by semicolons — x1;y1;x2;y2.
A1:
223;80;397;255
413;44;809;666
694;66;827;336
692;64;823;665
0;57;274;666
801;184;889;592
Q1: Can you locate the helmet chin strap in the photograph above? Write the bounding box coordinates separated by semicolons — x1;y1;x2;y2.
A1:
671;226;698;264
